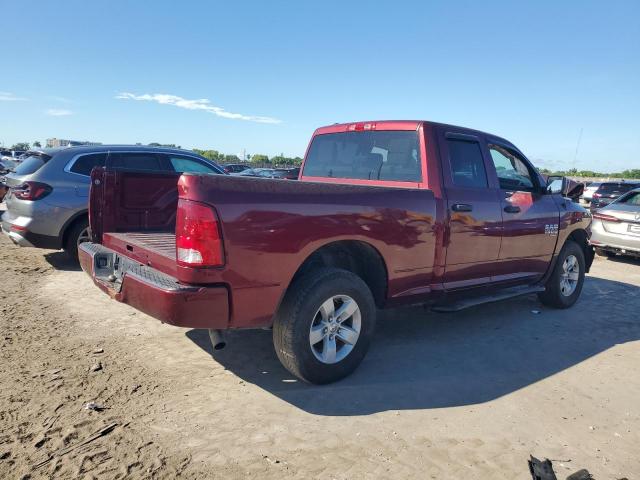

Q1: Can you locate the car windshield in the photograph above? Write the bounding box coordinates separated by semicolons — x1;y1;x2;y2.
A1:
12;153;52;176
303;130;422;182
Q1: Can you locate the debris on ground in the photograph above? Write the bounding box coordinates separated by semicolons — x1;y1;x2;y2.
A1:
84;401;106;412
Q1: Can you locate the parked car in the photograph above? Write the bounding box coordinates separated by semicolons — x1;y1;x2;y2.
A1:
590;181;640;210
581;182;601;204
590;187;640;258
271;167;300;180
1;146;225;260
235;167;276;177
223;163;251;174
79;120;593;384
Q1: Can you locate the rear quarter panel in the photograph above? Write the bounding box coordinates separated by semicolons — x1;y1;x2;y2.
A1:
178;174;439;327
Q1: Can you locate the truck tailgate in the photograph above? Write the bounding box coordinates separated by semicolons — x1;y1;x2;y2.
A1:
103;231;177;277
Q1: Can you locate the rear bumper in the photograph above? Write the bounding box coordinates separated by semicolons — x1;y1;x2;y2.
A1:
79;242;230;329
590;223;640;255
1;210;62;249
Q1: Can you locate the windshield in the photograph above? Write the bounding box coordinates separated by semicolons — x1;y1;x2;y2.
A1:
304;131;422;182
13;153;52;176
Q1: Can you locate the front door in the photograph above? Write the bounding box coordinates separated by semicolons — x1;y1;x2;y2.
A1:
485;141;560;282
438;130;503;289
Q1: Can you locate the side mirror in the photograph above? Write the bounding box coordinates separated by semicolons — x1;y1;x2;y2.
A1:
546;176;564;194
546;176;584;202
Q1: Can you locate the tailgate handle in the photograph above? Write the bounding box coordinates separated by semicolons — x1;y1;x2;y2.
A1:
451;203;473;212
504;205;521;214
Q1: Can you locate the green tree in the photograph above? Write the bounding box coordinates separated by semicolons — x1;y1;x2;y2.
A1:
251;154;270;166
32;141;42;148
11;142;30;151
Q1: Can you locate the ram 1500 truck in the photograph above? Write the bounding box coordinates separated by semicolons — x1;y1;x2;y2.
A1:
80;121;593;384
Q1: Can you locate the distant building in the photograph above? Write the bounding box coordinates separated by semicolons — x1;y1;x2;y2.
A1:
45;138;101;148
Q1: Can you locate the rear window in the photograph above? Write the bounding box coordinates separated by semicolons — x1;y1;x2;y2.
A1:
598;183;638;194
619;191;640;205
13;153;52;175
303;131;421;182
108;152;165;171
70;153;107;176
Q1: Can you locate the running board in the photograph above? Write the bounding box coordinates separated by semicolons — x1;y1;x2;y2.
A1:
431;285;545;313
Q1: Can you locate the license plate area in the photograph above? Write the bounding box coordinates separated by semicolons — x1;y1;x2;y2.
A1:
94;251;127;292
628;224;640;235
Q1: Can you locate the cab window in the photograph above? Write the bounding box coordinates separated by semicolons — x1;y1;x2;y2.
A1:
447;139;488;188
489;145;535;191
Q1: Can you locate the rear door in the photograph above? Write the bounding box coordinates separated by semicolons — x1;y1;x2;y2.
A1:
485;140;559;282
438;129;503;289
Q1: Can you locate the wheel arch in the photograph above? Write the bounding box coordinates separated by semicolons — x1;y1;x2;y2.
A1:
567;228;594;272
285;240;389;309
60;210;89;247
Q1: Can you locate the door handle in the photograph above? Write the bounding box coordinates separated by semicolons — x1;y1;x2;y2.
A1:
504;205;521;213
451;203;473;212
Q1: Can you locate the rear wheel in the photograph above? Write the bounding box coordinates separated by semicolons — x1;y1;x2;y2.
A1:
538;240;585;309
273;268;376;384
63;219;90;260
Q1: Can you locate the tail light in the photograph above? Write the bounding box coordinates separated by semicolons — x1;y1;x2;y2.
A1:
12;181;52;200
176;199;224;267
593;212;620;223
592;192;601;198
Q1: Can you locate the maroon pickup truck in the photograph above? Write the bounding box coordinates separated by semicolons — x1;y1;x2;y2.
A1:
80;121;593;384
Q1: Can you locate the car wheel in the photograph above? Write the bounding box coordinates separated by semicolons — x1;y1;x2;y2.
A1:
64;219;90;260
538;240;585;309
595;247;615;258
273;267;376;384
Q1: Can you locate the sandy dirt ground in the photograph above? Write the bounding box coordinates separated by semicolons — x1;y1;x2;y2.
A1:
1;231;639;479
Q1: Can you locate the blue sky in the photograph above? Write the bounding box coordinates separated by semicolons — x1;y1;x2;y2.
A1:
1;0;639;171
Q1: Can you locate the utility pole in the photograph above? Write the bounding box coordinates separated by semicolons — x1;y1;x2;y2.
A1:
572;128;583;171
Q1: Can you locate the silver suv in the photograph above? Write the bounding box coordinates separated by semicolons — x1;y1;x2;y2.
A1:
1;145;225;259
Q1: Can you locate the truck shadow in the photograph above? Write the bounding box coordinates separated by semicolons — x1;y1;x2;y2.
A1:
185;275;640;416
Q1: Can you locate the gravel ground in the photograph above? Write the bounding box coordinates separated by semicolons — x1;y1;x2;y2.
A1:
1;231;639;479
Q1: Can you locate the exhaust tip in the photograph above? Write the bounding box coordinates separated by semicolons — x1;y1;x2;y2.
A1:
208;329;226;351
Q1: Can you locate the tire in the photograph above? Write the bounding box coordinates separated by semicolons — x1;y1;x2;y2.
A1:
538;240;585;309
595;247;615;258
273;267;376;384
63;218;90;261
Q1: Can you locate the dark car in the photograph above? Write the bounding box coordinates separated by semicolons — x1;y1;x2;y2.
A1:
236;167;276;177
590;182;640;210
223;163;251;174
271;167;300;180
80;120;593;384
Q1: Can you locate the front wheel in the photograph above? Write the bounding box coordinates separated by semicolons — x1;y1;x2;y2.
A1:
538;240;585;309
273;268;376;384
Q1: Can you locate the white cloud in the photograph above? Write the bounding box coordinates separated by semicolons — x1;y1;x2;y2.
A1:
0;91;27;101
45;109;73;116
115;92;281;124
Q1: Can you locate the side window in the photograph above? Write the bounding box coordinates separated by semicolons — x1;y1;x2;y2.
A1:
167;155;218;174
489;146;535;191
447;139;488;188
69;153;107;176
109;152;165;171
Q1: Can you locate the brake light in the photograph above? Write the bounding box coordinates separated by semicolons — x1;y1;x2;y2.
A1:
175;199;224;267
592;192;601;198
593;212;621;223
347;122;377;132
12;181;52;200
